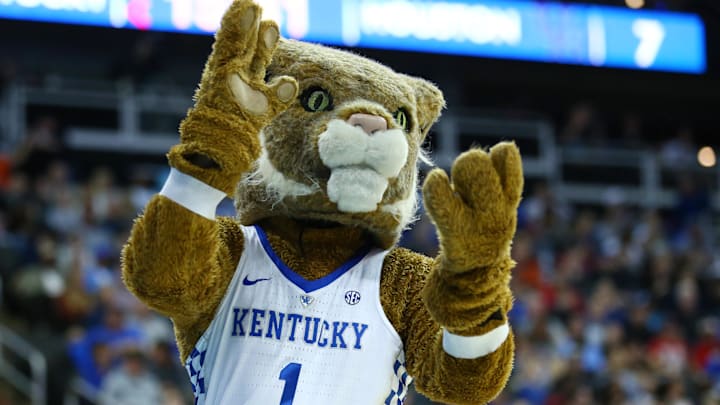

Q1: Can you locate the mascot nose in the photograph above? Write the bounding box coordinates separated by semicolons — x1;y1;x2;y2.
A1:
347;113;387;135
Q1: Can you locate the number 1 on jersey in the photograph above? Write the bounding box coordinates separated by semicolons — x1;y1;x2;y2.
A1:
278;362;302;405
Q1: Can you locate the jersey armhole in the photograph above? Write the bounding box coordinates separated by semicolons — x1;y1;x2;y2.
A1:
371;250;404;349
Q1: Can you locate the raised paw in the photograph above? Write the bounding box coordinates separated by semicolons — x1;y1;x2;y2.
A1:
200;0;298;117
171;0;299;193
422;142;523;270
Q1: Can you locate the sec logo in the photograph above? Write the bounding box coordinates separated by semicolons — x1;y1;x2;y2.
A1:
344;290;361;305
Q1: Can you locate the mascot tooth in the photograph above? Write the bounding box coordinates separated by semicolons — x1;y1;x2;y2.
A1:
122;1;522;404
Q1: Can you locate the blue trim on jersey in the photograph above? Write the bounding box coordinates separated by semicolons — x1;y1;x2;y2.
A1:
254;225;371;293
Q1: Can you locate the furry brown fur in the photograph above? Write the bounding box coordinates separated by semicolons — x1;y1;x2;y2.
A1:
122;1;521;403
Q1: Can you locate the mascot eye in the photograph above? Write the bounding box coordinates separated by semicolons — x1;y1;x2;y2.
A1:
393;109;410;131
301;87;333;112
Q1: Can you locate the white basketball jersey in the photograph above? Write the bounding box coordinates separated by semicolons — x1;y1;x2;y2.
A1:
184;225;411;405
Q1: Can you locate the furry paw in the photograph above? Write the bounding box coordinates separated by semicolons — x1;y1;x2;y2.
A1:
170;0;299;194
422;142;523;271
199;0;298;118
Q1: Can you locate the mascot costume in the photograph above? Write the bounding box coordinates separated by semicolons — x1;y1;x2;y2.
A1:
122;1;522;403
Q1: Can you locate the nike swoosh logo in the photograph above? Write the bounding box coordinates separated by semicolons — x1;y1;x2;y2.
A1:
242;276;271;286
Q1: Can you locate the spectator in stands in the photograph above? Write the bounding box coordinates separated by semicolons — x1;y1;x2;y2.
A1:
84;166;131;229
150;340;194;404
43;160;83;235
67;305;144;390
0;154;10;189
11;116;63;181
559;102;607;148
108;34;163;86
619;112;645;149
128;166;157;213
6;231;67;329
99;349;163;405
660;126;697;168
691;317;720;375
54;255;97;327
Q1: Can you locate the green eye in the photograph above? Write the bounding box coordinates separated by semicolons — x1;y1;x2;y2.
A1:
393;109;410;131
301;87;333;112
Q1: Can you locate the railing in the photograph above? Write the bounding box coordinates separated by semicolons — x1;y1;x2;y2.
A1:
442;112;720;210
0;324;47;405
1;78;191;154
2;79;719;210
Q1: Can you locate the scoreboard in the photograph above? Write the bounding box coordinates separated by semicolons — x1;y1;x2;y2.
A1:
0;0;706;74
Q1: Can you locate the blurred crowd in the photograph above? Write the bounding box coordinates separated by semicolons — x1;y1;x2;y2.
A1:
0;114;719;405
0;117;188;404
500;171;719;405
403;170;719;402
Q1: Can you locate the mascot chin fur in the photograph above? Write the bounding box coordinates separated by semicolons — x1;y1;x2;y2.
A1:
122;1;522;403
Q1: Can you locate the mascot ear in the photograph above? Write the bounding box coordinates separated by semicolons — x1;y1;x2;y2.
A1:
411;77;445;140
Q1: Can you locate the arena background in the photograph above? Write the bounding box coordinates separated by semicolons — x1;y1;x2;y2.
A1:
0;0;719;404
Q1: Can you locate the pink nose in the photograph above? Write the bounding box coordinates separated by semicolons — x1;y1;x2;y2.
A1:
347;113;387;135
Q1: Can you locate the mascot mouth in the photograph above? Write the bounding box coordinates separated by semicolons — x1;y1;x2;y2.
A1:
326;166;390;212
318;119;409;213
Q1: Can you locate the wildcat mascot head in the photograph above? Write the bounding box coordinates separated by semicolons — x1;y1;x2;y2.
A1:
235;40;445;248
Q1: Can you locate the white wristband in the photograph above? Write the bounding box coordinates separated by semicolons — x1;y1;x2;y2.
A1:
159;168;226;220
442;323;510;359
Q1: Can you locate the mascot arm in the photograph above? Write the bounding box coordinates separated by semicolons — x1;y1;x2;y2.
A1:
382;249;514;405
122;0;297;337
408;142;522;404
121;181;239;322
